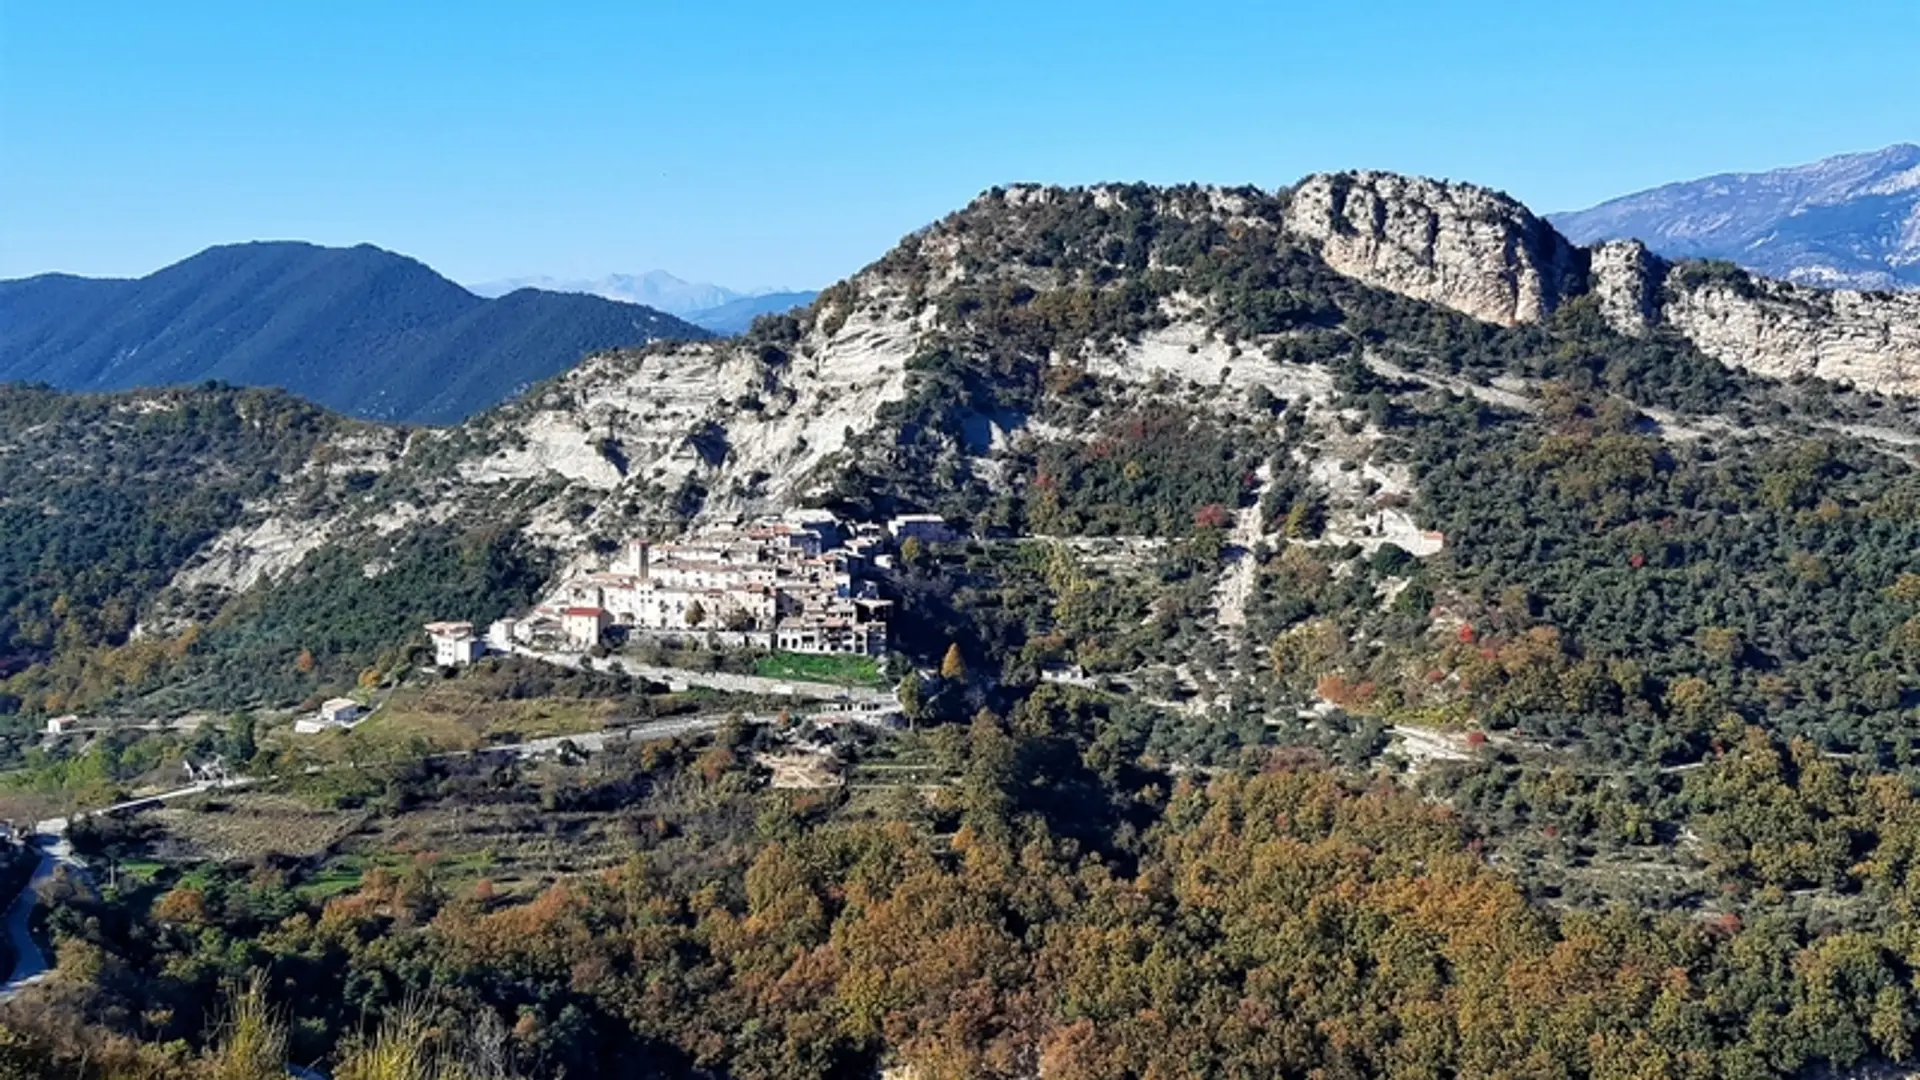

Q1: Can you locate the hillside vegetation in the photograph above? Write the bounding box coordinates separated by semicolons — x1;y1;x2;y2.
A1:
3;173;1920;1080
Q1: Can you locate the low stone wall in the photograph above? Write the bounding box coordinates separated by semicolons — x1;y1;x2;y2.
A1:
620;628;774;651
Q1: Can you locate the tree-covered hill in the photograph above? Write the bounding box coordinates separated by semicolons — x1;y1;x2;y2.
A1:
0;380;557;721
0;241;712;424
8;172;1920;1080
0;384;354;702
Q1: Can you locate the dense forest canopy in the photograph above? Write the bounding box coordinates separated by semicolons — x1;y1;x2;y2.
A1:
0;384;346;679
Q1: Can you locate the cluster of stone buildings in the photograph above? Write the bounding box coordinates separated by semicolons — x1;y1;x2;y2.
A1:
479;511;952;657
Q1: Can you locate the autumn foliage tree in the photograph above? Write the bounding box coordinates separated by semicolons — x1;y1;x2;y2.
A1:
940;643;967;682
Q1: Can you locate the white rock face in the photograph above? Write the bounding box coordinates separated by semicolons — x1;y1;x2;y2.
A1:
1287;171;1920;397
171;514;340;597
1284;171;1581;326
1661;276;1920;395
713;303;917;513
1089;323;1336;404
142;426;412;613
1588;240;1662;337
444;287;921;536
457;411;628;489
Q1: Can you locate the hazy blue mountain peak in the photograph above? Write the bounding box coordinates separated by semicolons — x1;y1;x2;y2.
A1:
0;242;710;423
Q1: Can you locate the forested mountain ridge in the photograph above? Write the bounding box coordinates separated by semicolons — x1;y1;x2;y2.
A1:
9;170;1920;1079
7;173;1920;720
0;241;711;424
1555;143;1920;291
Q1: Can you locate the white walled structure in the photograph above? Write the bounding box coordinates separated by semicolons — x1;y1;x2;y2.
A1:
424;621;484;666
297;697;368;735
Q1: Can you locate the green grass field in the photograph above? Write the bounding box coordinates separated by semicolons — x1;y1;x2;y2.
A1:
294;850;498;901
116;858;167;884
294;863;370;901
753;652;886;687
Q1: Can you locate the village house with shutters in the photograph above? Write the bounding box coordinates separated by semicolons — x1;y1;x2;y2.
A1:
495;511;916;656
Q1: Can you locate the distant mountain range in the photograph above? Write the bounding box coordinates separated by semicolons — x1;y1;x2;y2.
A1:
469;270;818;332
680;291;821;334
1554;143;1920;290
0;242;710;424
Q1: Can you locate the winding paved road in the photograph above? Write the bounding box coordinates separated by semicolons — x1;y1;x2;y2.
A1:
1;826;69;999
2;780;249;1001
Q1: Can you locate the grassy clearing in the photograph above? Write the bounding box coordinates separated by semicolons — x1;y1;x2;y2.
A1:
116;858;167;884
149;792;363;862
273;687;618;764
361;691;612;746
753;652;885;687
294;847;500;901
295;866;365;902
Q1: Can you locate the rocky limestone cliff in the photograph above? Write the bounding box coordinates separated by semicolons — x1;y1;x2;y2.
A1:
1582;237;1920;394
1587;239;1664;337
1291;170;1920;396
455;294;922;531
1661;271;1920;395
1283;171;1583;326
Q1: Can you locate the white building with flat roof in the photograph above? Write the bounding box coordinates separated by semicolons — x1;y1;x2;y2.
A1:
424;621;483;666
887;514;957;544
296;698;368;735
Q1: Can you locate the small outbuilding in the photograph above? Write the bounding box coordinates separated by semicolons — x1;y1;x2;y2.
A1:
296;698;367;735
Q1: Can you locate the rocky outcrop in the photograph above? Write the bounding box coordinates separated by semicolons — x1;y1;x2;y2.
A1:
1661;271;1920;394
1588;239;1665;337
1579;240;1920;394
1284;170;1920;397
1283;171;1583;326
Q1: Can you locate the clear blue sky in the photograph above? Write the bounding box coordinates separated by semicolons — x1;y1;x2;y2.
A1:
3;0;1915;289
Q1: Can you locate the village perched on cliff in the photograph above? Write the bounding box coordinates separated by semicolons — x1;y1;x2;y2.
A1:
423;510;955;670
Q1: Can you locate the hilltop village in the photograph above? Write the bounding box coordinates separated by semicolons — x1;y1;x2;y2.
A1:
440;511;954;662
